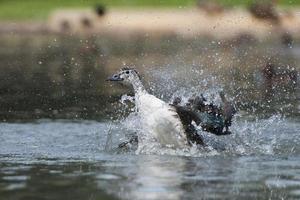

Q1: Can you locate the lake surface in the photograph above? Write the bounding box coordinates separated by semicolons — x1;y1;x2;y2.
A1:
0;118;300;200
0;34;299;199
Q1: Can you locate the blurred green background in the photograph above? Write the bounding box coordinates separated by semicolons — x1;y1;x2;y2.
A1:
0;0;299;20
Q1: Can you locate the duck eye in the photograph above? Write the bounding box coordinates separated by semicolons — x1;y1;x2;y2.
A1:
125;71;130;74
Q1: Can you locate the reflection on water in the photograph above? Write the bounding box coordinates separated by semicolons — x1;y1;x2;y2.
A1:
131;157;185;200
0;120;300;199
1;155;300;200
0;162;118;200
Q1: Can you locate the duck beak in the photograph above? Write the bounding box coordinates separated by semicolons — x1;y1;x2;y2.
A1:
106;74;124;81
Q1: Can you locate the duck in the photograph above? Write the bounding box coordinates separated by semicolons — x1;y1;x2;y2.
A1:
107;68;203;149
248;1;280;24
219;91;236;134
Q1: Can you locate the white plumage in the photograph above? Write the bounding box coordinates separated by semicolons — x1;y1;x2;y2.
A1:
136;92;188;148
107;68;188;148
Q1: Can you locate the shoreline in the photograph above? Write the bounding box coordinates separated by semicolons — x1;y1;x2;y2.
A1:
0;8;300;40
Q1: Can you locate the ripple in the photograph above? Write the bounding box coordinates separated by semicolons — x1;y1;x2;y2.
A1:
265;179;300;188
2;175;29;181
291;190;300;196
4;183;26;191
49;170;63;174
96;174;122;180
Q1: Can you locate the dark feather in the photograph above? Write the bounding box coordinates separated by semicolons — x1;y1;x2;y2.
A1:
171;105;202;126
170;104;204;145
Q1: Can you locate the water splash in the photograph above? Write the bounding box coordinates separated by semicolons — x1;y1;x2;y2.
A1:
107;111;299;157
106;66;299;157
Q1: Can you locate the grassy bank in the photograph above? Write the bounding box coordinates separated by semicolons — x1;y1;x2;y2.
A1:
0;0;299;20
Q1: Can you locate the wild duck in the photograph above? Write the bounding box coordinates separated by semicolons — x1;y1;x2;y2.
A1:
107;68;203;148
219;91;236;133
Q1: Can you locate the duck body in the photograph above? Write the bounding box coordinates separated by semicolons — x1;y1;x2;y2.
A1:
107;68;195;149
107;68;235;150
135;91;188;148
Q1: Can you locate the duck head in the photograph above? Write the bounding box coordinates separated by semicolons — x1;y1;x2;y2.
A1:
107;68;140;83
107;68;144;92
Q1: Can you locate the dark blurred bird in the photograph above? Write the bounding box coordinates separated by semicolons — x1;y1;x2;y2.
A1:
219;91;236;134
248;1;280;24
262;63;298;94
281;32;293;48
197;0;225;15
95;4;106;17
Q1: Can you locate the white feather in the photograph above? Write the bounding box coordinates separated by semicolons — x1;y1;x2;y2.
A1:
136;92;188;148
115;68;189;149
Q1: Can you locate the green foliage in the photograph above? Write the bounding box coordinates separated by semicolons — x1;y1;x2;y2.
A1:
0;0;299;20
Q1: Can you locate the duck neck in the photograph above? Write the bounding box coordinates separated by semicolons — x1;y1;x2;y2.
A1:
131;78;145;94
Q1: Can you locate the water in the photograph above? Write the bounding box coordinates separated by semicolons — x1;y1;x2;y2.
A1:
0;34;299;199
0;118;299;200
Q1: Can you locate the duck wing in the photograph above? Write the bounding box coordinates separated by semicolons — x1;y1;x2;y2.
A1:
171;105;202;126
170;105;204;145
